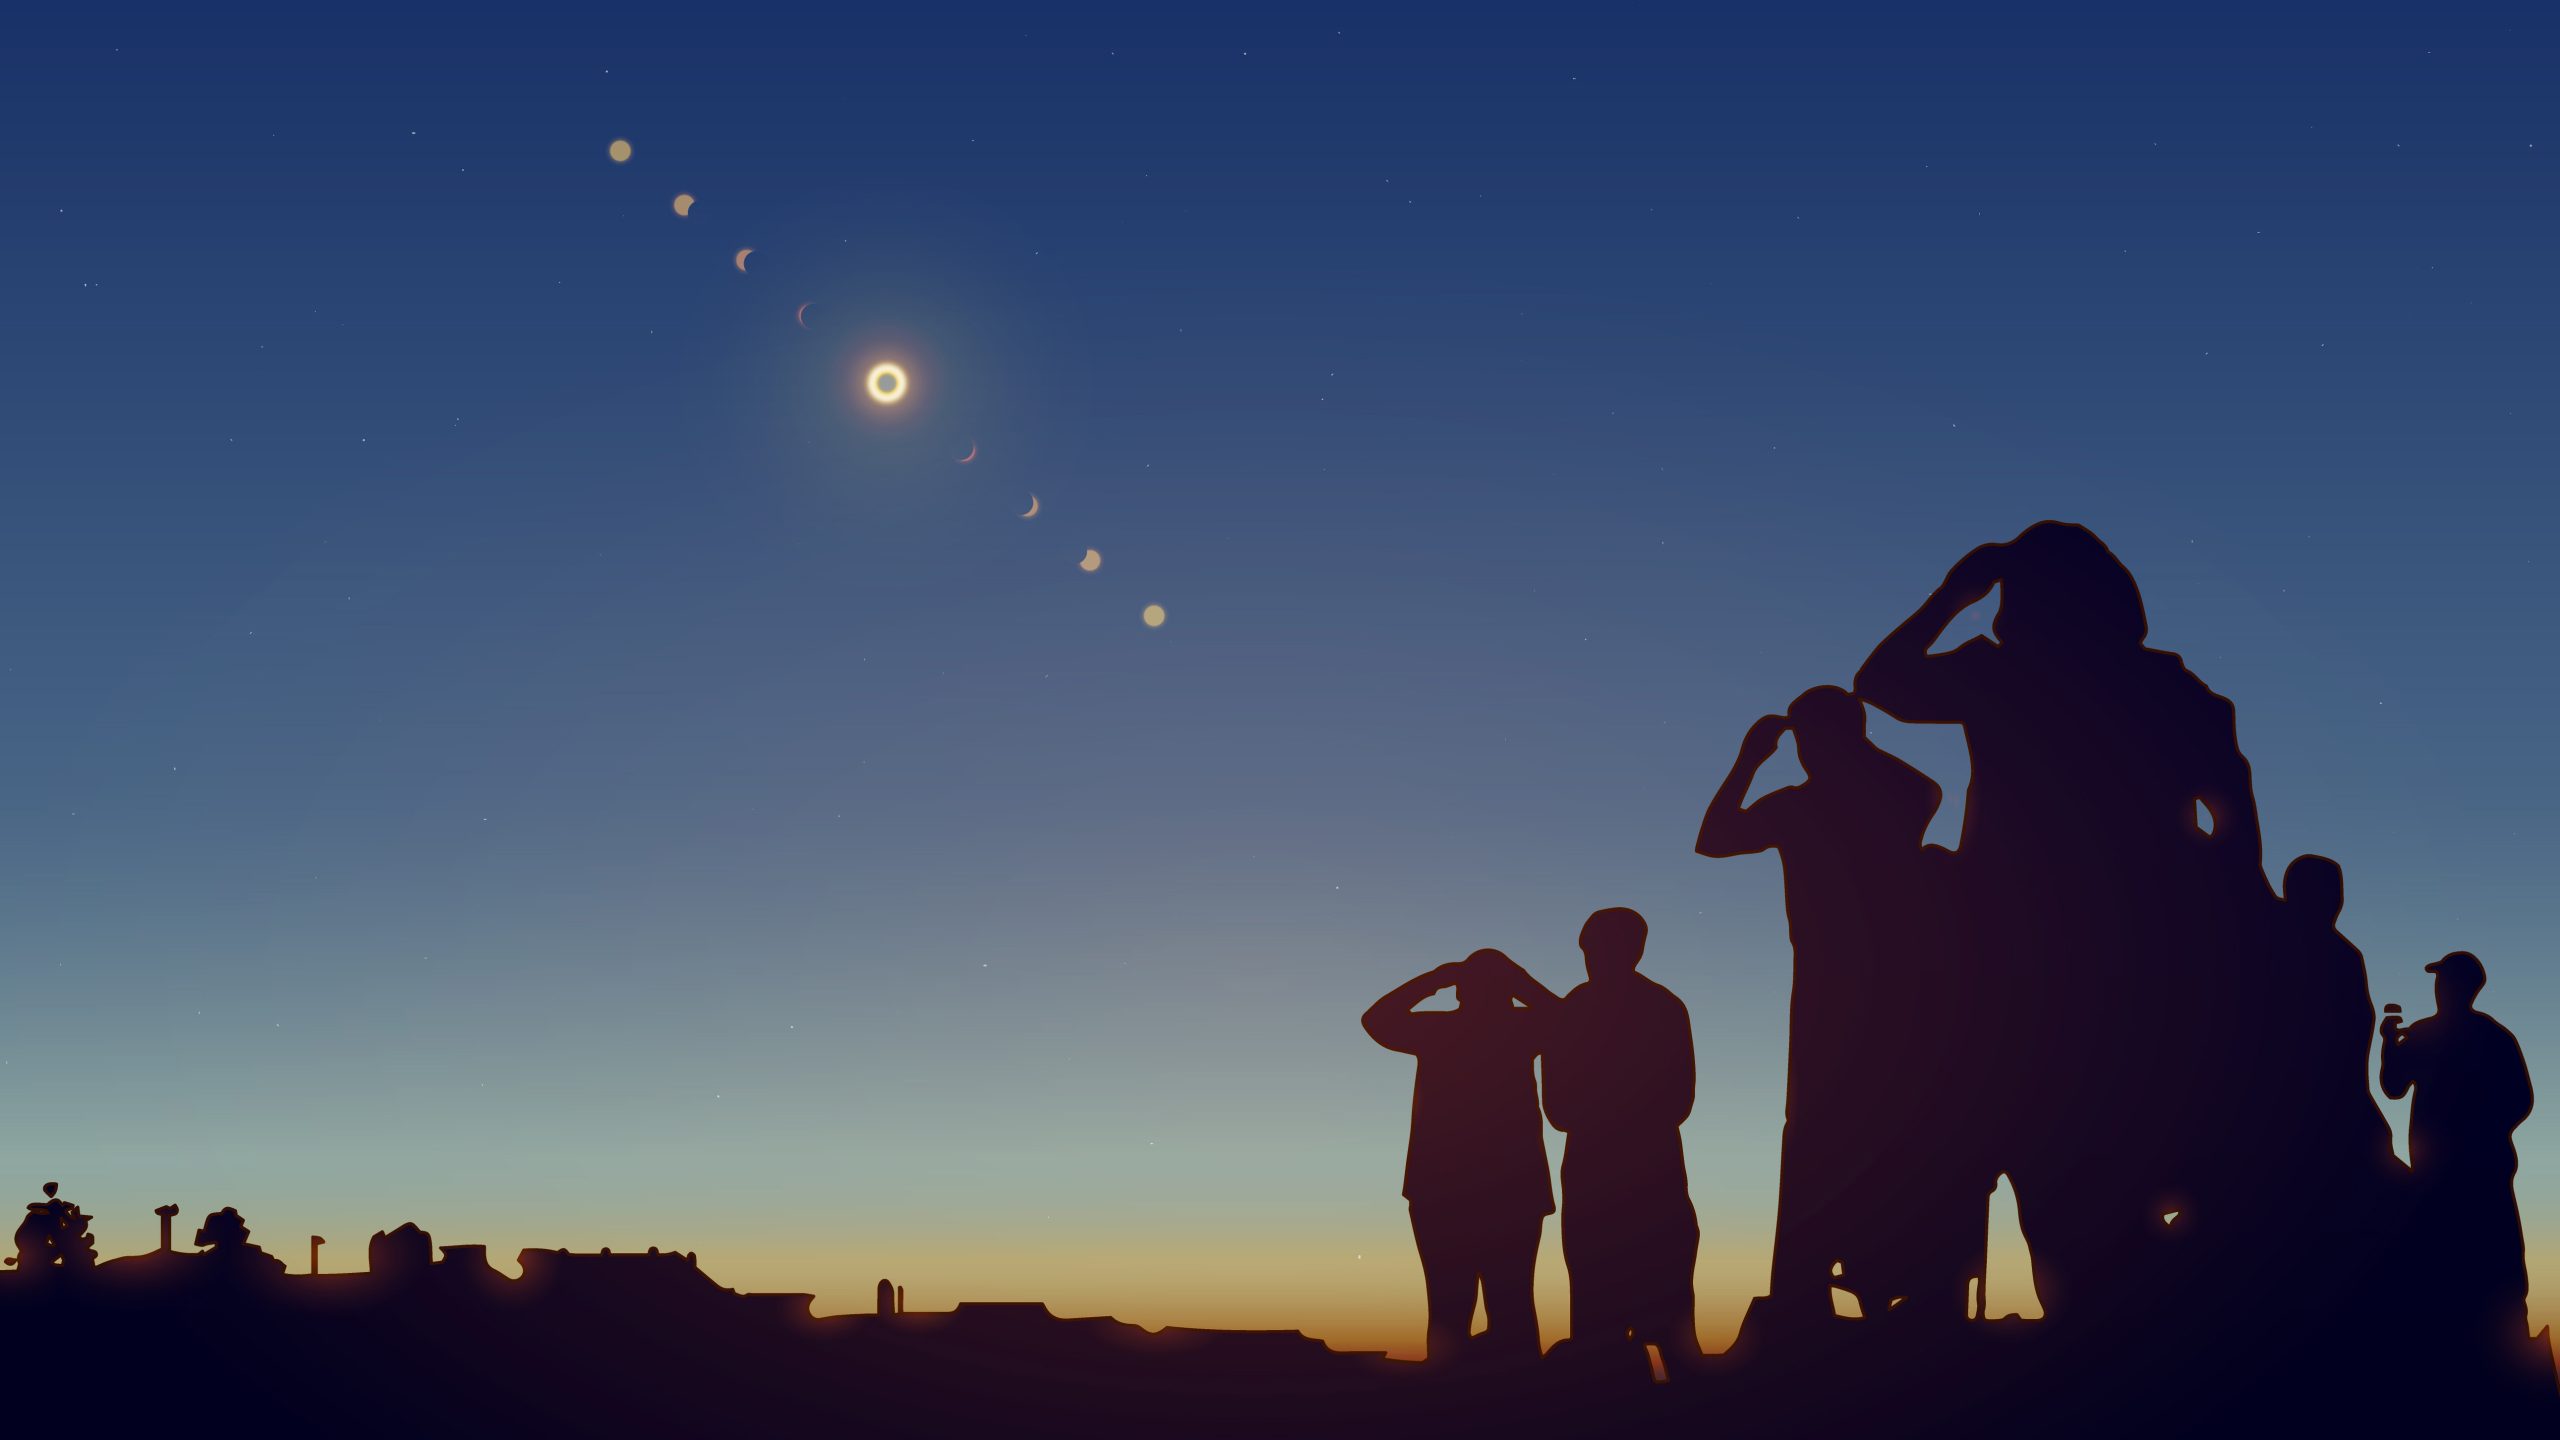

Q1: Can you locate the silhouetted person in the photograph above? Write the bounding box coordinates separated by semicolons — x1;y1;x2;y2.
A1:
2381;951;2535;1346
1856;521;2265;1324
2267;857;2396;1174
2188;855;2408;1319
1363;949;1553;1364
1700;687;1978;1326
1541;908;1702;1368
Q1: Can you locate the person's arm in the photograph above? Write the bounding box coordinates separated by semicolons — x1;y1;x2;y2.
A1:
1854;542;2004;723
1696;715;1792;858
1489;953;1563;1014
1540;995;1583;1133
2378;1014;2413;1100
2501;1028;2534;1131
1361;963;1462;1055
1666;994;1697;1128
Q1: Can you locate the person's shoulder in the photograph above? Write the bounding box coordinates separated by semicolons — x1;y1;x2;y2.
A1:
2141;647;2232;708
2478;1011;2529;1053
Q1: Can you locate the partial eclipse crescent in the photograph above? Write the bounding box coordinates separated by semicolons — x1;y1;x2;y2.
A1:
734;247;754;273
1021;495;1040;519
794;302;812;329
672;193;695;217
957;442;977;464
1079;549;1102;573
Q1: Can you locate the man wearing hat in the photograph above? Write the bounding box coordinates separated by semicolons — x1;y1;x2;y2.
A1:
2381;950;2536;1344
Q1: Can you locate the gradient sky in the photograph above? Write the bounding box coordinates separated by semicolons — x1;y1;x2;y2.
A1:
2;7;2555;1356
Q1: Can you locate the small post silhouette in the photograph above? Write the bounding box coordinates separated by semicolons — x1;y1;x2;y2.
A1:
310;1236;324;1275
897;1284;906;1315
154;1205;179;1253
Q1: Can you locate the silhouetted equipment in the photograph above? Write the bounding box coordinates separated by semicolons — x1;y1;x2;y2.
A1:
896;1284;906;1315
154;1204;179;1253
310;1236;325;1276
1363;948;1554;1364
877;1278;895;1316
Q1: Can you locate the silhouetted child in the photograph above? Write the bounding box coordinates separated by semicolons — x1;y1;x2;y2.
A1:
2381;951;2535;1347
1540;908;1703;1370
1362;949;1553;1364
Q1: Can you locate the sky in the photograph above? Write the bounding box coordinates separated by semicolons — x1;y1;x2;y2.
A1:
1;6;2555;1356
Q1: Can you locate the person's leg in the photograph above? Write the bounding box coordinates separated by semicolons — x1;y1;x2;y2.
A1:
1766;1117;1843;1322
1477;1212;1545;1361
1409;1204;1477;1363
1651;1198;1705;1368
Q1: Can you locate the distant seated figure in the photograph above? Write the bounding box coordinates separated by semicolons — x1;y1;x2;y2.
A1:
2381;951;2535;1345
1542;908;1703;1369
1363;949;1555;1364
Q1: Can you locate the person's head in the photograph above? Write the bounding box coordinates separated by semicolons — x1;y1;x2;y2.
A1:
2427;951;2487;1012
1579;908;1649;984
1991;521;2148;659
1786;685;1868;776
1453;949;1515;1010
2281;854;2345;928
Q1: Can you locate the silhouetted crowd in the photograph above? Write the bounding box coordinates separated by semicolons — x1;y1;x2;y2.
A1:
1366;522;2537;1391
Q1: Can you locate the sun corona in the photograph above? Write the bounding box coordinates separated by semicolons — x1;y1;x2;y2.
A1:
864;362;909;405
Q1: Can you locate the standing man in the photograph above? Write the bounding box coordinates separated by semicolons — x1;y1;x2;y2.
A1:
1698;687;1978;1328
1363;949;1554;1364
2380;950;2535;1346
1541;907;1704;1369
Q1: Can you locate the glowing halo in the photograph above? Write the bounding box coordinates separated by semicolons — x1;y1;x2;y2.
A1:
864;362;910;405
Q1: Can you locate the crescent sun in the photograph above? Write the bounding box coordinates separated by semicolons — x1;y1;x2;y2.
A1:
794;302;812;329
1020;495;1039;519
957;442;977;464
734;247;754;273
